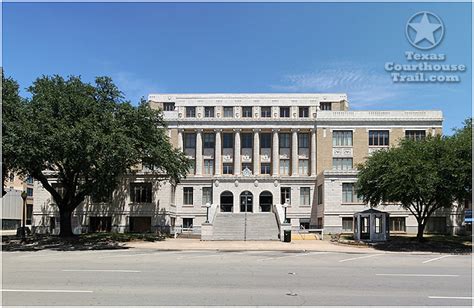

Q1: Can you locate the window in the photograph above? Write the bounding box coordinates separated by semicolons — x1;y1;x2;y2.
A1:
203;133;215;149
223;163;233;175
204;106;215;118
224;107;234;118
261;163;271;175
342;217;353;232
91;189;113;203
333;131;353;146
369;130;389;146
333;158;353;170
202;187;213;205
299;107;309;118
204;159;214;175
26;176;34;184
52;183;66;198
375;217;382;233
184;133;196;149
342;183;362;203
188;161;195;175
298;133;309;149
89;216;112;232
261;106;271;118
241;133;253;148
27;187;33;197
390;217;406;232
183;218;193;228
183;187;193;205
129;217;152;233
300;187;311;206
279;133;291;148
317;185;323;204
405;130;426;140
186;107;196;118
163;102;175;111
242;106;253;118
130;183;152;203
320;102;332;110
260;133;271;148
223;133;233;148
280;187;291;205
242;163;253;173
298;160;309;175
280;107;290;118
280;159;290;176
26;204;33;225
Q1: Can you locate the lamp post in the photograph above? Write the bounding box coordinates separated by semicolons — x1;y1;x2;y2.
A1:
282;202;289;223
204;202;211;223
20;191;27;242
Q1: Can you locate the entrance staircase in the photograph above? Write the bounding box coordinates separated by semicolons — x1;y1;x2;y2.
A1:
211;212;279;241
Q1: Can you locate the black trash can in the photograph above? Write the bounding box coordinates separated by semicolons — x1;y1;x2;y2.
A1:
283;230;291;242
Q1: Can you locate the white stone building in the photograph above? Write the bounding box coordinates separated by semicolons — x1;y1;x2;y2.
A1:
32;93;467;238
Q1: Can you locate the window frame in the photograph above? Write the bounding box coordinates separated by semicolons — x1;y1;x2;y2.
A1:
300;187;311;206
369;130;390;146
280;107;290;118
204;106;215;118
299;107;309;118
130;183;153;204
332;130;353;147
183;187;194;205
261;106;272;118
242;106;253;118
185;106;196;118
223;106;234;118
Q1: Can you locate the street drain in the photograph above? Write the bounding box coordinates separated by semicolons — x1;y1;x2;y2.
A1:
286;292;298;296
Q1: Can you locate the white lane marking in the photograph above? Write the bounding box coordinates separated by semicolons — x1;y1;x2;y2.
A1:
177;252;229;260
18;249;130;258
2;289;93;293
429;296;473;300
339;253;383;263
376;274;459;277
422;255;453;264
258;252;329;261
99;251;182;259
62;269;141;273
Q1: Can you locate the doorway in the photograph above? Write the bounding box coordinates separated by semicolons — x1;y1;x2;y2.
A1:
240;191;253;213
259;191;273;212
220;191;234;212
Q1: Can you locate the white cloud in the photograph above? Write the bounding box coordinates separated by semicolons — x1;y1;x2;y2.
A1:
271;63;407;108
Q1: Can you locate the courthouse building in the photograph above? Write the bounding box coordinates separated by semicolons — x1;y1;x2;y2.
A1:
33;93;465;238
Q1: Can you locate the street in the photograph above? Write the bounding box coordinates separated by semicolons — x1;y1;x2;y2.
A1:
2;249;472;306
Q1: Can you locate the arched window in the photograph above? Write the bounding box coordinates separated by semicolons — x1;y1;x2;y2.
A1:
220;191;233;212
259;191;273;212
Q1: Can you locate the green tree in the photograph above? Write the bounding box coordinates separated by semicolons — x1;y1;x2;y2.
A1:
356;124;471;241
1;72;24;196
3;75;189;237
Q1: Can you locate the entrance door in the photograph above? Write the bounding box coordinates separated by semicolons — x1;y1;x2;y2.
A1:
240;191;253;213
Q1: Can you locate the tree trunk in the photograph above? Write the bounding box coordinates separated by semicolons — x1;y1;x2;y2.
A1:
416;222;426;242
59;208;74;238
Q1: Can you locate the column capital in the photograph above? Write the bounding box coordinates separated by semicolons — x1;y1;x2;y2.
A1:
233;128;242;133
178;128;184;133
252;128;261;133
196;128;203;133
310;127;317;133
272;128;280;133
214;128;223;133
291;128;300;133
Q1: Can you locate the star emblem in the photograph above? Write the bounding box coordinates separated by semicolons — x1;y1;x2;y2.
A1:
406;11;444;50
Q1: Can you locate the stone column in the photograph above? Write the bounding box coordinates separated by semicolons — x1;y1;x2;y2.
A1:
311;128;317;176
234;129;241;175
214;129;222;176
291;129;299;176
272;128;279;176
177;129;184;151
195;129;203;176
253;129;260;176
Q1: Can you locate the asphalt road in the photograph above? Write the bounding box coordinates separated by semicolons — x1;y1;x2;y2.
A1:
2;248;472;306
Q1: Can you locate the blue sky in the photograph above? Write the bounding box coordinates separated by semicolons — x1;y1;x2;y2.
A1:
3;2;472;134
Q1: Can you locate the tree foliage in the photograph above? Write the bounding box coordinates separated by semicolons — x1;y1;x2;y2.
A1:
356;122;472;241
3;75;189;237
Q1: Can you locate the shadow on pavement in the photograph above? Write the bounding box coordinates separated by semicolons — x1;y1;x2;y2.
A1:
371;235;472;254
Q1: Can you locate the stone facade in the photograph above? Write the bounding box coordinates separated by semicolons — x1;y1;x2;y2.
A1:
31;93;462;236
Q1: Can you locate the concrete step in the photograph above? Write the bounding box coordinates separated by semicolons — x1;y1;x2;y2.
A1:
211;213;279;241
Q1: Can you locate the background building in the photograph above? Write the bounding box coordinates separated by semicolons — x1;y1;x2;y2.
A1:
2;173;34;230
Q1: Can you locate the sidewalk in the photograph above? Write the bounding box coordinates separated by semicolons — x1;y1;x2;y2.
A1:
126;238;389;254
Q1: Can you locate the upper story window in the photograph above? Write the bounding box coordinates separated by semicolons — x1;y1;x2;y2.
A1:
320;102;332;110
260;133;271;148
203;133;215;148
299;107;309;118
333;131;353;146
369;130;390;146
279;133;291;148
26;176;34;184
27;187;33;197
186;106;196;118
333;158;353;170
204;107;215;118
300;187;311;206
261;107;271;118
298;133;309;149
223;107;234;118
130;183;152;203
342;183;363;203
52;183;66;199
241;133;253;148
280;187;291;204
280;107;290;118
405;130;426;140
183;187;193;205
223;133;234;148
163;102;175;111
317;185;323;205
184;133;196;149
242;107;253;118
